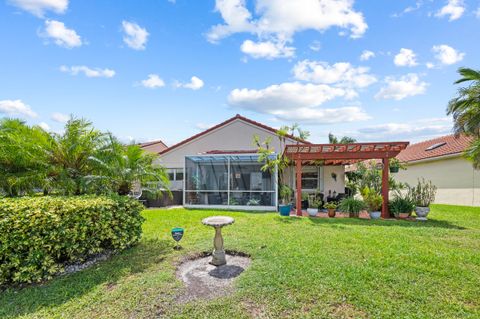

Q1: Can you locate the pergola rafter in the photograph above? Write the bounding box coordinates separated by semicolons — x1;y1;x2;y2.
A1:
284;142;409;218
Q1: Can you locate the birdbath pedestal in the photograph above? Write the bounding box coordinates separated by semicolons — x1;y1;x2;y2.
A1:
202;216;235;266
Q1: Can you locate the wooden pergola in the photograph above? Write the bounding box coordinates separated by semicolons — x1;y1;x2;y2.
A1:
284;142;409;218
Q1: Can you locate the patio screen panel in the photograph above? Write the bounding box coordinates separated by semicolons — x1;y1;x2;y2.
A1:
184;154;276;207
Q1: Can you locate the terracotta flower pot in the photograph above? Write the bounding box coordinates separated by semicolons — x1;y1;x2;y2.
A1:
398;212;410;219
327;208;336;218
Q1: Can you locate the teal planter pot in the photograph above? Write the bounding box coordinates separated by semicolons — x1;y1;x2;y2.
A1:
279;204;292;216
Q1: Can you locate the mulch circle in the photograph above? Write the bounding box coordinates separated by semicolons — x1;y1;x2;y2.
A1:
176;252;251;303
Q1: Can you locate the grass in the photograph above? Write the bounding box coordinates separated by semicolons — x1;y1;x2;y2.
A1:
1;204;480;318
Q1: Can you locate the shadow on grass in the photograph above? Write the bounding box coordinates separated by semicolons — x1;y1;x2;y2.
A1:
275;216;466;230
0;238;171;318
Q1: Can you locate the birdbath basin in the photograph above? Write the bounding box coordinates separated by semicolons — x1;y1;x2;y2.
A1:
202;216;235;266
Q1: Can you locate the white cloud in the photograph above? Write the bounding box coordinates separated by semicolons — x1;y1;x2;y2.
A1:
122;21;149;50
40;20;82;48
375;74;427;100
475;7;480;18
309;40;321;52
60;65;115;78
240;39;295;59
268;106;371;124
394;48;418;67
51;112;69;123
228;81;370;124
352;117;452;142
38;122;50;131
8;0;68;17
432;44;464;65
141;74;165;89
392;0;425;17
175;76;205;90
360;50;375;61
207;0;367;58
0;99;37;118
293;60;377;89
195;122;213;130
435;0;465;21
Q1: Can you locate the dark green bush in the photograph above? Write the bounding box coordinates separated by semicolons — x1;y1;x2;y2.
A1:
0;195;144;286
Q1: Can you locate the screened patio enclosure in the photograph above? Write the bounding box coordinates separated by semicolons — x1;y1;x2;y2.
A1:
184;154;277;210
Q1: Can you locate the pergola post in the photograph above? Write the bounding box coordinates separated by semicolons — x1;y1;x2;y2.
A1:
295;159;302;216
381;157;390;219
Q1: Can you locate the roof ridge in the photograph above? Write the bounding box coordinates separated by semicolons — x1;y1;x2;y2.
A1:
159;114;310;155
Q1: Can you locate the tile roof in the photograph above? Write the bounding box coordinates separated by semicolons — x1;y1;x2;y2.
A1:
396;134;473;163
139;139;168;153
158;114;310;155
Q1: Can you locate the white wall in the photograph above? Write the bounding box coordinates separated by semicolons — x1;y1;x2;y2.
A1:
394;156;480;206
157;118;299;191
323;166;345;195
158;118;298;168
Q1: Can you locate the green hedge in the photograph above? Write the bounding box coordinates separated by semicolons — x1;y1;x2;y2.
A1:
0;195;145;285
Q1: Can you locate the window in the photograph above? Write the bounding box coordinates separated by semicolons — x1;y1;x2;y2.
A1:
301;168;319;190
425;142;446;151
167;169;184;181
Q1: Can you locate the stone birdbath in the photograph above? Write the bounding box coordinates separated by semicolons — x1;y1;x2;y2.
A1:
202;216;235;266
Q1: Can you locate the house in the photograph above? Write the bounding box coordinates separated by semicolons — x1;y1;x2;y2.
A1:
395;134;480;206
145;114;347;210
138;140;168;153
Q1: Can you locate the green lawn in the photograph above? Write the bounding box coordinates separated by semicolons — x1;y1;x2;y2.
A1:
1;205;480;318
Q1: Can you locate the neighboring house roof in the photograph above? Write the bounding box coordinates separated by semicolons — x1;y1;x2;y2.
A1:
139;139;168;153
159;114;310;155
397;134;473;163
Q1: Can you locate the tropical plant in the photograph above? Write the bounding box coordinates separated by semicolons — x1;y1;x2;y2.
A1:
48;117;107;195
389;192;415;217
447;67;480;168
361;187;383;212
308;197;322;209
338;197;366;217
88;135;170;197
346;160;405;194
254;123;309;205
279;184;293;205
0;119;52;196
324;201;337;210
407;179;437;207
328;133;357;144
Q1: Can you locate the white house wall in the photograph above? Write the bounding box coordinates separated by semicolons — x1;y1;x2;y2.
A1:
158;119;299;190
394;156;480;206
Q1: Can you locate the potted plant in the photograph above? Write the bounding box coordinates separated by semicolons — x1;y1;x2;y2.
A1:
324;201;337;218
254;124;309;216
278;184;293;216
389;193;415;219
338;197;366;218
389;158;402;173
301;192;309;210
408;179;437;220
361;187;383;219
307;197;321;217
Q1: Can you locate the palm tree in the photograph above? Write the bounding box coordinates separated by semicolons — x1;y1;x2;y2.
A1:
89;135;170;196
49;117;107;195
447;67;480;167
328;133;357;144
0;119;52;196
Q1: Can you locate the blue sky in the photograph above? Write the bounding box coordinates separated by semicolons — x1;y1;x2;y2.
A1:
0;0;479;145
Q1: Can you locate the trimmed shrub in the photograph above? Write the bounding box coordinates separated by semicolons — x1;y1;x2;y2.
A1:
0;195;144;286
